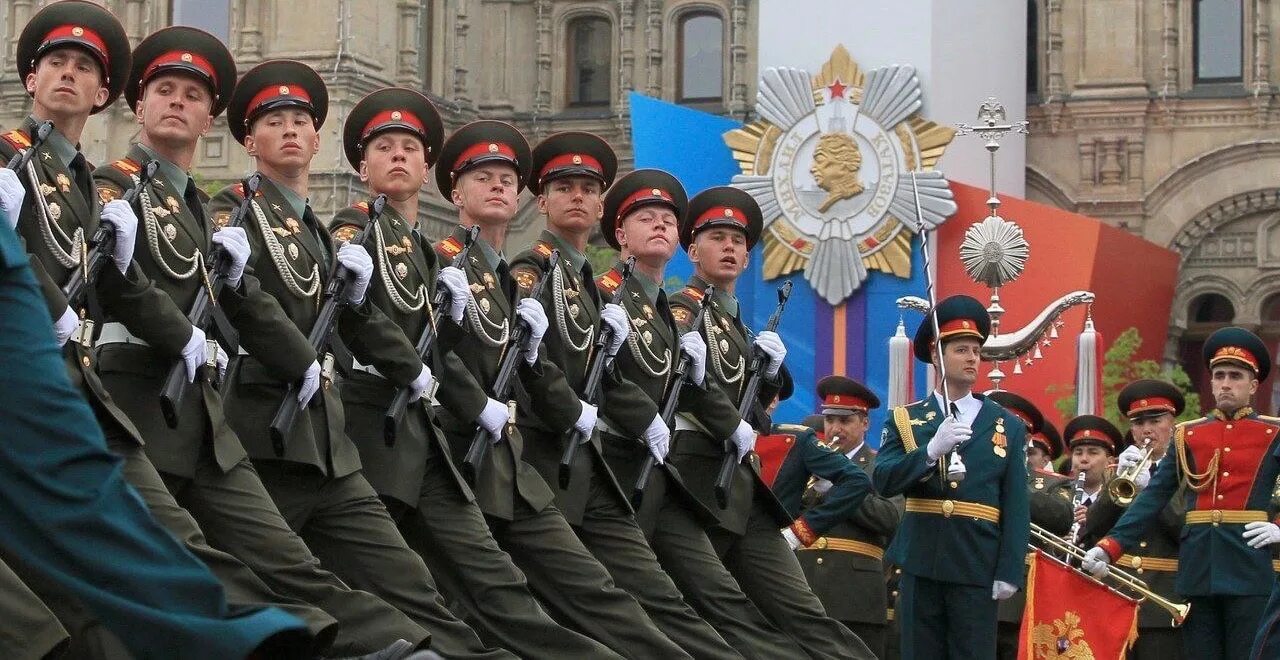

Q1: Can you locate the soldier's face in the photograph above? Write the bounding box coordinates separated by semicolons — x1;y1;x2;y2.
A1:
245;108;320;171
935;338;981;390
538;176;603;234
617;205;678;263
1129;413;1175;456
136;73;214;146
452;164;519;227
1070;445;1109;484
689;227;749;284
25;47;108;118
1027;445;1051;471
1211;365;1258;411
824;413;867;451
360;132;429;200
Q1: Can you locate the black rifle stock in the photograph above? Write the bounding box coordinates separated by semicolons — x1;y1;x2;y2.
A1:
382;225;480;446
460;250;559;486
62;160;159;311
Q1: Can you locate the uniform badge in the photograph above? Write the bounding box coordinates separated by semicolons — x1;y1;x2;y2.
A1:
513;269;536;292
96;186;118;205
479;298;491;314
642;330;653;345
400;236;412;251
642;305;654;320
166;196;181;214
925;411;937;421
395;262;409;279
482;273;496;290
719;338;730;353
40;183;56;198
331;225;359;243
55;173;71;193
163;223;177;241
563;286;580;299
47;202;61;221
40;151;51;161
385;243;409;257
569;303;580;317
284;218;302;235
213;210;231;229
271;227;292;238
992;419;1008;457
469;282;485;294
1034;477;1045;490
287;243;300;260
672;307;691;324
152;205;171;218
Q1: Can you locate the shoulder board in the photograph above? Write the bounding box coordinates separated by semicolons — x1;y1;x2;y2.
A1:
892;406;919;453
533;240;554;259
1;129;31;151
230;182;263;198
331;223;362;243
437;236;464;258
776;423;811;434
1258;414;1280;425
596;268;622;295
110;157;141;176
352;200;369;212
681;285;705;302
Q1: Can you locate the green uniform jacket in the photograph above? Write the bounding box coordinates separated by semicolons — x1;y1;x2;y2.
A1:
1097;409;1280;597
795;442;902;626
668;275;792;535
207;177;419;477
593;262;724;535
0;118;163;446
430;225;581;521
328;201;470;506
873;395;1031;588
997;469;1073;625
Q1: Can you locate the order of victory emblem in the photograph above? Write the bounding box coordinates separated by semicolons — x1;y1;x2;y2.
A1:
725;45;958;305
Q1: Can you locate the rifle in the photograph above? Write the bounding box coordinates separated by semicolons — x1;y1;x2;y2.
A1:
267;194;387;457
630;285;714;509
461;250;559;486
557;256;636;489
6;120;53;171
713;280;793;509
382;225;480;446
62;160;160;311
158;174;263;428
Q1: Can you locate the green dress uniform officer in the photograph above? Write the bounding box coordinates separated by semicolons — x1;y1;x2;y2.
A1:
788;376;902;659
209;61;511;660
594;170;798;659
92;33;450;656
985;390;1073;660
1080;380;1187;660
510;133;740;660
1083;328;1280;660
330;90;620;659
872;294;1031;660
427;121;686;659
668;186;874;659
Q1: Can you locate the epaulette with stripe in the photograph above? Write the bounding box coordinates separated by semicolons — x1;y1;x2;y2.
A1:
533;240;554;259
681;285;705;302
110;157;141;176
1;129;31;151
437;236;464;258
776;423;812;434
596;268;623;296
352;200;370;213
231;182;263;198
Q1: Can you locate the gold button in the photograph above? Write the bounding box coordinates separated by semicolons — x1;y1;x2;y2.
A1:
1217;495;1225;500
1268;429;1274;435
1137;568;1145;574
1130;557;1142;569
1139;541;1148;548
815;537;828;550
895;568;902;575
942;500;955;517
892;590;899;597
1224;447;1232;452
1211;509;1224;522
1227;424;1234;430
816;558;824;565
1222;471;1230;478
949;481;959;489
785;437;793;444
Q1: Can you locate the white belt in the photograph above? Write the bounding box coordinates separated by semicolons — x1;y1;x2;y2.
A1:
94;321;150;347
352;358;441;406
597;417;625;437
674;413;710;435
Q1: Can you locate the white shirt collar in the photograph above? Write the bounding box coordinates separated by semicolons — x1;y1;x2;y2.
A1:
933;390;981;425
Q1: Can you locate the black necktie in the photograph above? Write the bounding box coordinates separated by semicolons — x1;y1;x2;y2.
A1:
69;154;92;205
184;179;204;222
302;205;329;266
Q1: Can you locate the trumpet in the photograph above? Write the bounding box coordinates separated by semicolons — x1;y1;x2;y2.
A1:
1108;438;1155;507
1030;523;1190;625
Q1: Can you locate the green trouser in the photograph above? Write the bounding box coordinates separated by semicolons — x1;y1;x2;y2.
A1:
0;558;69;660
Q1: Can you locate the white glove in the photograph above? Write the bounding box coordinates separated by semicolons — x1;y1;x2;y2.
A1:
54;306;79;346
181;326;208;382
101;199;139;274
0;168;25;228
437;266;469;323
215;344;228;381
992;580;1017;601
516;298;548;364
781;527;802;551
297;360;321;407
1244;521;1280;549
1116;444;1151;489
476;397;508;443
679;332;707;386
752;330;787;378
643;414;670;464
599;304;630;357
1081;547;1111;578
211;226;250;289
729;419;757;462
337;243;373;305
409;364;435;401
573;400;598;440
926;416;972;461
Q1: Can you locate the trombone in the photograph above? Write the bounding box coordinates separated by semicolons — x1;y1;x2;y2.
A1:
1030;523;1190;625
1108;438;1155;507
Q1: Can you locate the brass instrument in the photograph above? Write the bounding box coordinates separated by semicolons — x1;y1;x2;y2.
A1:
1108;438;1155;507
1029;523;1190;625
1067;470;1087;545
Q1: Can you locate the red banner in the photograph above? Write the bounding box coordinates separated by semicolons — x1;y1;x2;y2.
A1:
1018;550;1140;660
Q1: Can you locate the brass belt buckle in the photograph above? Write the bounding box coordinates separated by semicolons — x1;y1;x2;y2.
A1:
75;318;95;349
815;537;828;550
321;352;335;389
941;500;955;517
204;339;219;368
1210;509;1223;525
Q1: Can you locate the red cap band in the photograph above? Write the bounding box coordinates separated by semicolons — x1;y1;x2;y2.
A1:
1069;428;1115;450
452;141;517;173
1030;433;1054;454
618;186;676;219
361;109;425;141
41;25;108;67
539;152;604;182
1007;408;1034;429
938;318;982;340
1211;346;1259;373
1126;396;1176;417
143;50;218;88
692;205;748;233
247;84;313;120
822;393;868;412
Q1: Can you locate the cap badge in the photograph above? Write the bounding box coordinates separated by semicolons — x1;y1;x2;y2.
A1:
724;208;734;217
181;53;193;63
279;85;290;96
833;395;841;403
72;26;84;37
1139;399;1148;407
487;143;499;153
571;154;583;165
651;188;662;196
962;320;971;329
391;111;402;121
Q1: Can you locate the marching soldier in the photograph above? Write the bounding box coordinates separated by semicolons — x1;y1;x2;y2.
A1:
594;169;799;658
1084;327;1280;659
667;185;874;658
986;391;1073;660
330;89;620;658
509;133;740;659
1079;379;1187;659
772;375;899;658
209;60;512;659
872;294;1031;660
1027;419;1063;475
427;121;688;659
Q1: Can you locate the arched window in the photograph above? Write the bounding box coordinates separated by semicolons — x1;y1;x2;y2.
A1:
1026;0;1039;96
1189;292;1236;323
1193;0;1243;83
677;12;723;103
170;0;231;43
567;16;612;106
1263;293;1280;323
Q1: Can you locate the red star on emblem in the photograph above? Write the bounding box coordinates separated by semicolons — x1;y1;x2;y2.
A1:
827;79;848;99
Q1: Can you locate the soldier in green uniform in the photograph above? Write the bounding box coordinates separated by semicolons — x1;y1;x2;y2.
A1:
1063;414;1121;536
1027;417;1063;475
1079;380;1187;658
1084;327;1280;659
208;60;512;660
427;121;688;659
667;186;873;659
872;294;1031;660
788;376;902;659
985;391;1073;660
595;169;799;659
508;133;740;659
330;89;621;659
